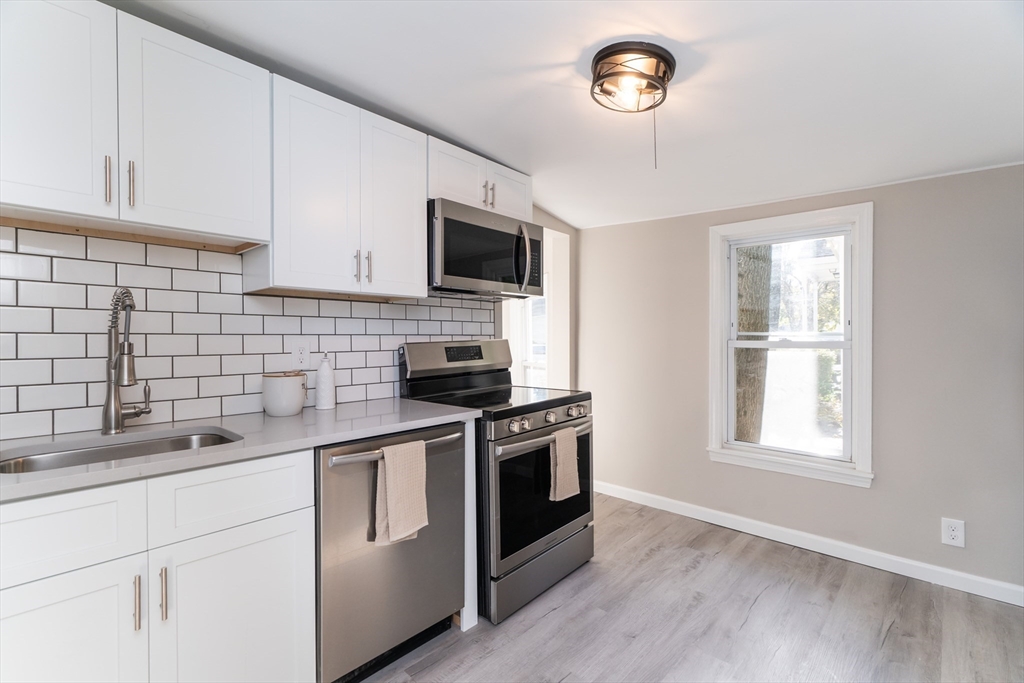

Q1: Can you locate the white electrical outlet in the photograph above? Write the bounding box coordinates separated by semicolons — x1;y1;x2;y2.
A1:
291;338;311;370
942;518;965;547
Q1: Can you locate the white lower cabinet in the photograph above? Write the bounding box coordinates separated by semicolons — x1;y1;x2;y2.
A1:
0;553;149;683
148;508;316;683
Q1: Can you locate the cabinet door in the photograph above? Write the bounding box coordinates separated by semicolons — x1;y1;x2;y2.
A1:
117;11;271;242
359;111;427;298
149;508;315;683
0;0;118;218
487;162;533;222
271;76;361;292
0;553;148;683
427;137;488;208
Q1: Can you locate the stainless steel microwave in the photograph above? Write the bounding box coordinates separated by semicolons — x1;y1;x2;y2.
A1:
429;198;543;298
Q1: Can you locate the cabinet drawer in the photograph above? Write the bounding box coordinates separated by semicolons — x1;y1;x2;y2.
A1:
147;451;313;547
0;481;147;589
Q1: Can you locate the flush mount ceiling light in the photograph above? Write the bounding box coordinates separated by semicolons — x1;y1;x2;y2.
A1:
591;41;676;113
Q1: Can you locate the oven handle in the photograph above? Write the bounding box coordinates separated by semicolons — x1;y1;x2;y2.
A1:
326;430;463;467
493;418;593;460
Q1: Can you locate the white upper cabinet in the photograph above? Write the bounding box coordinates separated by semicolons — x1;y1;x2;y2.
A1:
359;111;428;298
0;1;119;218
117;11;271;242
0;553;149;683
427;137;533;222
270;76;361;293
427;138;489;209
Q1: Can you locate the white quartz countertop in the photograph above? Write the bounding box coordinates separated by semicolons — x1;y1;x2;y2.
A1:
0;399;480;503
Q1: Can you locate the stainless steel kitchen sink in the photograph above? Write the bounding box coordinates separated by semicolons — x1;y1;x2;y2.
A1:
0;427;244;474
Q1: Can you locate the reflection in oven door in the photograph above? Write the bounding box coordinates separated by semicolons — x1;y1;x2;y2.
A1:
489;428;593;578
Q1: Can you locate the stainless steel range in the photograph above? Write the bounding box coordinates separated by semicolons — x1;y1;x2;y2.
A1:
399;339;594;624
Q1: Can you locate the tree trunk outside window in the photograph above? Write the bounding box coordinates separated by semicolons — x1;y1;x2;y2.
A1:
735;245;773;443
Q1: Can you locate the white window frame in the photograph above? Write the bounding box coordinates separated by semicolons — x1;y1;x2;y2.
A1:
708;202;873;487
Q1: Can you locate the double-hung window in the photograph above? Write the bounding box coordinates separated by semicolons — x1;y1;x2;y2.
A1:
708;203;873;487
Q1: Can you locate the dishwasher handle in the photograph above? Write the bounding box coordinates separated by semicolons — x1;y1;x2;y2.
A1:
325;430;464;468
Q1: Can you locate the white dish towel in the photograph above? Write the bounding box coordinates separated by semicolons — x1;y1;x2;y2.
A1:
549;427;581;501
375;440;428;545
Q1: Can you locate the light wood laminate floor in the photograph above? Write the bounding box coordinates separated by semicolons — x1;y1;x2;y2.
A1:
368;494;1024;683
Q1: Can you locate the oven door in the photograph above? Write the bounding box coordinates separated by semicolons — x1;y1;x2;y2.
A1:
430;198;543;297
487;417;593;578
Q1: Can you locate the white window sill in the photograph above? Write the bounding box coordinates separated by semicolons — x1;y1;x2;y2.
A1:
708;446;874;488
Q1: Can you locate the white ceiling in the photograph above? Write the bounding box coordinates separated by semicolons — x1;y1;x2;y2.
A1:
118;0;1024;229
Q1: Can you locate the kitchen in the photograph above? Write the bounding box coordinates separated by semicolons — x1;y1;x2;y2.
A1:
0;2;1021;682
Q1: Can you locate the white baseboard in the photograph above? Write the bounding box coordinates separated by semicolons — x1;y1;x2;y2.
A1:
594;480;1024;607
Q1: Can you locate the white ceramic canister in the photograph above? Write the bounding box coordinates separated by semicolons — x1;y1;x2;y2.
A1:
315;354;335;410
262;371;307;417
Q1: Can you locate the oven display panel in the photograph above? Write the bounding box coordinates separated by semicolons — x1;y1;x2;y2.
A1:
445;345;483;362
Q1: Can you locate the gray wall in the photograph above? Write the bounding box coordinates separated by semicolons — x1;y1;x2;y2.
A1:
578;165;1024;585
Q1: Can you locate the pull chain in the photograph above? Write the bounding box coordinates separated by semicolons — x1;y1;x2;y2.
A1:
653;107;658;170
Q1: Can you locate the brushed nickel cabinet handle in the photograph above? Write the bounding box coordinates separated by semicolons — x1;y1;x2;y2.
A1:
489;182;495;208
133;574;141;631
482;180;488;205
355;249;361;282
104;156;112;203
366;251;372;283
159;566;168;621
128;160;136;207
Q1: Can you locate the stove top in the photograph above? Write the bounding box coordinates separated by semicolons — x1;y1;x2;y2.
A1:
422;385;587;420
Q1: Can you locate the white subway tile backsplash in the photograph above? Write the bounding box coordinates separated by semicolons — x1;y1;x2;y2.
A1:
173;355;220;377
222;354;263;375
87;237;145;264
173;312;219;334
198;334;242;355
1;411;51;438
18;334;84;358
302;317;334;335
284;298;318;316
0;307;51;332
320;300;351;317
243;295;282;315
222;393;262;416
0;280;15;305
53;309;110;333
19;281;85;308
148;378;199;401
18;230;85;259
172;269;220;292
482;322;495;335
1;232;493;436
53;358;105;383
200;375;242;398
198;251;242;274
221;273;242;294
222;314;263;334
19;383;87;411
199;292;242;314
0;386;16;413
0;227;16;252
149;289;198;312
174;397;220;421
264;316;301;334
148;245;197;270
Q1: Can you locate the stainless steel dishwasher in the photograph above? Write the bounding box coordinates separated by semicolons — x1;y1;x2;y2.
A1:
315;423;465;683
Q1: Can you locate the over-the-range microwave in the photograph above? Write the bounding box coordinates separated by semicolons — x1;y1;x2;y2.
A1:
429;198;543;299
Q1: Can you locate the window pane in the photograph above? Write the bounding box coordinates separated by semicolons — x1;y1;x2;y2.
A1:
736;235;844;340
733;347;844;458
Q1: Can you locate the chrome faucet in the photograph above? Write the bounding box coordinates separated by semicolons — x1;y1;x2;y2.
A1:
102;287;151;435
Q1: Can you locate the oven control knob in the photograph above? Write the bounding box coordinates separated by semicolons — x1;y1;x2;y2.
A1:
545;411;557;424
507;419;521;434
520;417;532;431
577;404;588;417
566;406;579;418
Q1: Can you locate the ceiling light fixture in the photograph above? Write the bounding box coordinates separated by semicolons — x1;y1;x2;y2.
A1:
591;41;676;113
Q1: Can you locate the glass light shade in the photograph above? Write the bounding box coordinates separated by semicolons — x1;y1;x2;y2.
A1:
591;42;676;113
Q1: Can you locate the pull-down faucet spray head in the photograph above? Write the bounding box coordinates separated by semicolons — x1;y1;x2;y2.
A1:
109;288;138;387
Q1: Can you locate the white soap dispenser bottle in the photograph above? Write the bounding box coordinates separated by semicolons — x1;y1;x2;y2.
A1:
315;354;335;410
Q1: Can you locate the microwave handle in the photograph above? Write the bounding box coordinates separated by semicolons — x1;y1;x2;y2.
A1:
494;418;593;460
513;225;530;292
